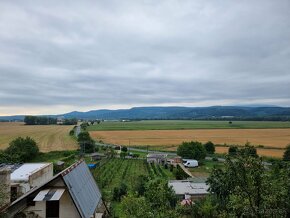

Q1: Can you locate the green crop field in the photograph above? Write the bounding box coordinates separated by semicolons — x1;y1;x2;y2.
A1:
87;120;290;131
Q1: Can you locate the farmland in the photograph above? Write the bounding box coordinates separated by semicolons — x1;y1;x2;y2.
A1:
89;120;290;158
88;120;290;131
92;158;174;200
0;122;78;152
90;129;290;147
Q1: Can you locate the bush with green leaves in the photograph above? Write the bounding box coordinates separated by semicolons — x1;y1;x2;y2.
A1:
113;183;128;201
4;137;39;162
204;141;215;154
77;131;95;153
283;144;290;161
228;146;239;156
177;141;206;160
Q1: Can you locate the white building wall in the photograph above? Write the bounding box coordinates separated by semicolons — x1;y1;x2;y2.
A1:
23;191;80;218
29;163;53;188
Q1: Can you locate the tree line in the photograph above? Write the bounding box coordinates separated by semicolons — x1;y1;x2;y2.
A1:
24;116;77;125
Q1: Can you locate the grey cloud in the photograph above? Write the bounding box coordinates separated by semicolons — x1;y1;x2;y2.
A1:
0;0;290;114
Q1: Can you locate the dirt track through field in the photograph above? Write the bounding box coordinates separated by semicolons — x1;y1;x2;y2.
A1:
0;122;78;152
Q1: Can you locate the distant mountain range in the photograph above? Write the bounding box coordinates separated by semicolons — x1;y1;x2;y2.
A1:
1;106;290;121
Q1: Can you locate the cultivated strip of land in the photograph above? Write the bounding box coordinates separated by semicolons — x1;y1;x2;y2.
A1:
88;120;290;131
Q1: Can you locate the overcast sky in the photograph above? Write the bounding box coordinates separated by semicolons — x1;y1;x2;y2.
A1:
0;0;290;115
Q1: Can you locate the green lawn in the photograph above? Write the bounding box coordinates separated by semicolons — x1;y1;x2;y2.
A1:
87;120;290;131
189;159;224;178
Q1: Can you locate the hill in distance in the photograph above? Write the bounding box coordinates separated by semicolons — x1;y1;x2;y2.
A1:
2;106;289;121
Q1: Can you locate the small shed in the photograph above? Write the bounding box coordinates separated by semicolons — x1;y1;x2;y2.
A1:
90;152;106;161
147;153;167;164
55;160;65;168
168;180;209;201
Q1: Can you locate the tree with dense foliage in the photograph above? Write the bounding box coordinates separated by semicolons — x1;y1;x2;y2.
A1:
206;154;290;217
121;146;128;152
134;175;149;196
145;179;177;211
24;116;57;125
120;194;153;218
62;118;78;125
77;131;95;153
204;141;215;154
113;183;128;201
228;146;239;155
80;122;89;130
177;141;206;160
283;144;290;161
239;143;258;157
4;137;39;162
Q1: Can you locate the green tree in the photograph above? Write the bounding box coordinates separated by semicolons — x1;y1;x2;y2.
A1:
134;175;149;196
113;183;128;201
207;154;290;217
240;143;258;158
228;146;238;156
283;144;290;161
5;137;39;162
177;141;206;160
120;194;153;218
77;131;95;153
204;141;215;154
121;146;128;152
145;179;177;211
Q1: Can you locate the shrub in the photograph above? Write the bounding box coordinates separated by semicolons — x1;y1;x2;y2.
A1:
283;144;290;161
204;141;215;154
228;146;238;156
177;141;206;160
5;137;39;162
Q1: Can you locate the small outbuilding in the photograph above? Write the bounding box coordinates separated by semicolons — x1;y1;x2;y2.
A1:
90;152;106;161
147;153;167;164
168;180;209;201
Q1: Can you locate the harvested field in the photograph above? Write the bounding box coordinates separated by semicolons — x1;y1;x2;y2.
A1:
0;122;78;152
215;146;284;158
90;129;290;148
154;145;285;158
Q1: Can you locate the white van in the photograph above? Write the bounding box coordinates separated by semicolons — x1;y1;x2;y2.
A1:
183;159;198;168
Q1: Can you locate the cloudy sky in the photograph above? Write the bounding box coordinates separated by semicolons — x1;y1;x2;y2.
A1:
0;0;290;115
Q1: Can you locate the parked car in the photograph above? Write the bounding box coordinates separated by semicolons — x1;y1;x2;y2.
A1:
183;159;198;168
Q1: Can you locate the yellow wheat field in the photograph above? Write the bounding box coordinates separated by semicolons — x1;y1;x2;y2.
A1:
0;122;78;152
90;129;290;157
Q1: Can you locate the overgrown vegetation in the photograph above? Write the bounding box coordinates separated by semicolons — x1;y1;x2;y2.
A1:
177;141;206;160
77;131;95;153
0;137;39;162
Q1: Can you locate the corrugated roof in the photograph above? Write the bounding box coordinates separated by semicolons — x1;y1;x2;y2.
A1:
62;161;102;218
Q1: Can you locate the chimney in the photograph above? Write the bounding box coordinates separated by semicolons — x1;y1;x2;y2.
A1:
0;168;11;208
